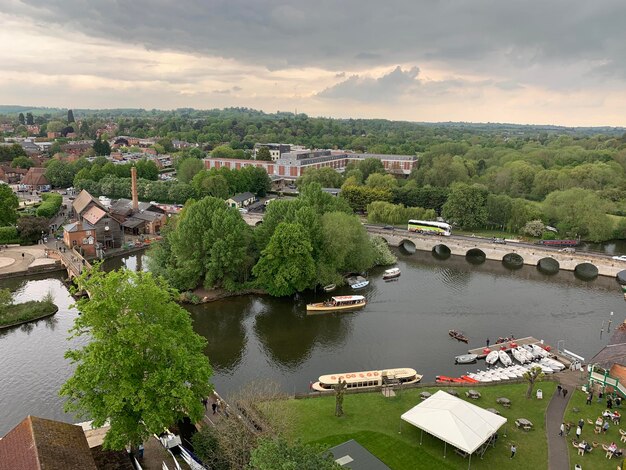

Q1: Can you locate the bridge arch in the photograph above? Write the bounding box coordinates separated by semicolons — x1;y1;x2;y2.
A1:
255;220;263;226
537;257;560;275
502;252;524;270
575;262;598;280
432;244;451;260
465;248;486;265
400;239;416;254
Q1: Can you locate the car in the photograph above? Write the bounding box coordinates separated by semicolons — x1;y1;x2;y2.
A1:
383;225;394;230
492;237;506;244
238;208;248;214
612;255;626;261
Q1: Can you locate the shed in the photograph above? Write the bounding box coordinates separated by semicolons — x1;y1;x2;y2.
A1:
226;192;255;208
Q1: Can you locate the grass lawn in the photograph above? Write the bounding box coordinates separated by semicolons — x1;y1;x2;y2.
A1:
0;300;58;328
270;382;556;469
564;387;626;469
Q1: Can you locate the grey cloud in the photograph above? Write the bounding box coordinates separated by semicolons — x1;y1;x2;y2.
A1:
317;66;420;101
5;0;626;80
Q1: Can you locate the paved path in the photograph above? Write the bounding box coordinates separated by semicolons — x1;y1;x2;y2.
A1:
546;370;586;470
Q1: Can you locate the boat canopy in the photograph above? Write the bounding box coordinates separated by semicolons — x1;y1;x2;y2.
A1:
332;295;365;302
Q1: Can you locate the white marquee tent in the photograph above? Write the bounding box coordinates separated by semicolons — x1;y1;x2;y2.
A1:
401;390;507;467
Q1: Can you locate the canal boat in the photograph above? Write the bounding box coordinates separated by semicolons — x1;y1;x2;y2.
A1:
311;367;422;391
382;267;401;280
306;295;366;312
448;329;469;343
323;284;336;292
455;353;478;364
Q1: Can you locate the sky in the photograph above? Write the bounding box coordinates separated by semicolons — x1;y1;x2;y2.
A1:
2;0;626;126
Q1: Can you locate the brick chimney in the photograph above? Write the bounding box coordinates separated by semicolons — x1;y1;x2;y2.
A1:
131;166;138;211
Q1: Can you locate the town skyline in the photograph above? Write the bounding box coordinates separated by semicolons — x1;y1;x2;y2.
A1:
2;1;626;127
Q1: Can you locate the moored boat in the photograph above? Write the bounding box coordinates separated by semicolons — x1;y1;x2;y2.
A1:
455;353;478;364
449;329;469;343
383;267;401;280
323;284;336;292
486;350;499;365
311;367;422;391
306;295;366;312
346;275;369;290
498;350;512;366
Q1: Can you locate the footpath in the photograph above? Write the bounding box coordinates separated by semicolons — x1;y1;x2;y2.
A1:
546;370;586;470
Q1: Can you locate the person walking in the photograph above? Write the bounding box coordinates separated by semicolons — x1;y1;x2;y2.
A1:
576;426;582;440
211;402;217;414
557;384;562;396
608;397;613;409
586;392;593;405
578;418;584;430
559;422;565;436
510;444;516;459
486;338;490;347
202;397;208;411
563;388;568;398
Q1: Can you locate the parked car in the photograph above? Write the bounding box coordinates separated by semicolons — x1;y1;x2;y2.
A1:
492;237;506;244
612;255;626;261
238;208;248;214
560;247;576;253
383;225;394;230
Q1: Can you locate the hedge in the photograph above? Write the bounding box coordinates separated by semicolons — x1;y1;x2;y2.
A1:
0;226;20;244
36;193;62;219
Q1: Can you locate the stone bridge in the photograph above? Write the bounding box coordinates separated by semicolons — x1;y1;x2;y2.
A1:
366;227;623;279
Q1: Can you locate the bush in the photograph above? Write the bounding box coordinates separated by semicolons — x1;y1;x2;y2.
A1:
541;231;557;240
0;226;19;244
36;193;62;218
370;235;397;266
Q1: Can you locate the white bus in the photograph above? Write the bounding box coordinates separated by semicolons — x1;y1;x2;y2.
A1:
407;220;452;236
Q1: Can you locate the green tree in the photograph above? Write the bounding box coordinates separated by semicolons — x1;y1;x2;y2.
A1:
17;216;49;243
45;159;75;188
11;156;34;169
523;366;544;399
249;438;341;470
340;185;393;212
192;171;230;199
253;222;316;296
60;269;213;450
365;173;397;191
18;112;25;125
177;157;205;183
48;141;62;156
46;120;66;133
93;136;111;156
135;159;159;180
256;146;272;161
297;167;343;189
442;183;489;229
521;219;545;237
67;109;75;123
25;112;34;125
0;184;19;226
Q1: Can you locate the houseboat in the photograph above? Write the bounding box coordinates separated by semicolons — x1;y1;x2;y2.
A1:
306;295;366;312
383;267;401;280
311;367;422;392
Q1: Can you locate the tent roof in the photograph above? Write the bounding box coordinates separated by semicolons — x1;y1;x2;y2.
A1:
401;390;507;454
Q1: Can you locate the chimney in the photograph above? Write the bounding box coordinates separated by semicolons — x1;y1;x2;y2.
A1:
131;166;138;211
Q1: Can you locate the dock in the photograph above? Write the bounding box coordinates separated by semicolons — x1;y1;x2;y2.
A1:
468;336;571;366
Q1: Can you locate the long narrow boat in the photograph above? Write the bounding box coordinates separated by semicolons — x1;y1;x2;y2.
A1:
311;367;422;392
449;329;469;343
306;295;366;312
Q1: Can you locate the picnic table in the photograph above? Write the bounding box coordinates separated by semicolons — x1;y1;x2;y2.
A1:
420;391;432;400
466;390;481;399
515;418;533;431
486;408;501;415
446;389;460;397
496;397;511;407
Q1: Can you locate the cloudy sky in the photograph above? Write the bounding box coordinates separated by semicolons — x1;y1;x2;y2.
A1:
2;0;626;126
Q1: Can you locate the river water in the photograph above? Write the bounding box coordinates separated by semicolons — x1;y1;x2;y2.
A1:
0;249;624;435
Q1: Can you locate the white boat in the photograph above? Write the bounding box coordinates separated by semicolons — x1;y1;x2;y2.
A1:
530;344;551;358
498;350;512;366
543;358;565;370
347;275;369;290
455;354;478;364
383;267;401;280
523;344;542;359
511;347;528;364
486;350;499;365
311;367;422;392
306;295;366;312
323;284;336;292
495;367;517;379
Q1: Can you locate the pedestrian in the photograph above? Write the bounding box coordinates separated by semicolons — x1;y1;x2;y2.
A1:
510;444;516;459
202;397;208;410
617;396;622;408
557;384;562;396
586;392;592;405
216;398;221;413
559;422;565;436
137;443;144;459
578;418;584;430
21;252;24;258
486;338;490;347
576;426;582;439
211;402;217;414
565;423;571;435
603;421;610;433
598;390;604;402
563;388;568;398
608;397;613;409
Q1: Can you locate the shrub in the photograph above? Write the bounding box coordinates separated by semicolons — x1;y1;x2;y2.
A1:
36;193;62;218
541;231;557;240
0;226;19;244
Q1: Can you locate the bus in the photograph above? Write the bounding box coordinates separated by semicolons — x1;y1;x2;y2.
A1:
407;220;452;236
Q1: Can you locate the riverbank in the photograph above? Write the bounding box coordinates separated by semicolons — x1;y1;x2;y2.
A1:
191;286;268;303
0;300;59;330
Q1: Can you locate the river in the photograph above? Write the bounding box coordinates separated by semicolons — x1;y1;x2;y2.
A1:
0;249;623;435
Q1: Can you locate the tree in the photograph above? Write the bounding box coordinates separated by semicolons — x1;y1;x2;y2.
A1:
0;143;27;162
67;109;75;123
93;136;111;156
135;159;159;180
256;146;272;161
17;216;49;243
442;183;489;230
46;120;66;133
177;157;205;183
192;171;230;199
252;222;317;296
25;112;34;125
0;184;19;226
521;219;545;237
297;167;343;189
340;185;393;212
11;156;34;169
18;112;25;125
523;366;544;399
60;269;213;450
365;173;397;191
334;379;347;417
249;438;341;470
45;159;75;188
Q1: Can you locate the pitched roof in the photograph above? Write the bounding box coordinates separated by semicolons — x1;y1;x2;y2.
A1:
0;415;98;470
229;192;255;203
82;206;107;225
73;190;106;216
63;220;95;233
21;167;49;187
590;321;626;368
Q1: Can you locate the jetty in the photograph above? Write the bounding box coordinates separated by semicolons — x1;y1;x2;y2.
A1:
468;336;571;366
